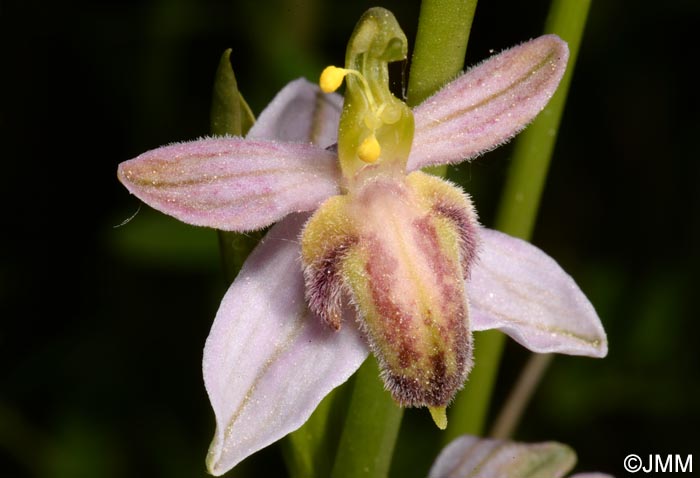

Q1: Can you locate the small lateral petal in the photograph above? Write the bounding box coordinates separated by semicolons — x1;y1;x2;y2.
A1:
469;229;608;357
428;435;576;478
117;137;341;231
247;78;343;147
203;213;368;476
408;34;569;171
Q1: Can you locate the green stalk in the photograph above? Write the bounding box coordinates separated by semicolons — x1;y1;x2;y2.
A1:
282;385;352;478
443;329;506;442
444;0;593;442
495;0;592;239
330;359;403;478
407;0;479;177
406;0;479;107
329;2;479;475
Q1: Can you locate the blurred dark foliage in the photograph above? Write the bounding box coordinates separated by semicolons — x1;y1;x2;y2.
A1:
2;0;698;477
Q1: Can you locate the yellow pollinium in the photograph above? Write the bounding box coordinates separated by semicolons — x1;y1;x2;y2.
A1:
319;66;349;93
358;134;381;163
319;65;389;165
318;7;414;185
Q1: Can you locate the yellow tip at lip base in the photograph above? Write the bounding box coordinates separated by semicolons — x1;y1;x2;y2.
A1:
320;66;348;93
429;406;447;430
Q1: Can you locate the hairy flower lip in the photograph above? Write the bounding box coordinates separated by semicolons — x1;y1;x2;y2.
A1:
117;35;608;476
316;172;476;408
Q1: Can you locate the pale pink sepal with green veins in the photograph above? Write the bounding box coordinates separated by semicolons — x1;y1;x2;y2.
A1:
117;138;341;231
429;434;614;478
117;77;343;233
203;213;368;476
470;229;608;357
200;79;365;477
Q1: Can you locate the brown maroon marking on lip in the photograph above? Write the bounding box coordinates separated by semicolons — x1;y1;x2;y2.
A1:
398;342;421;369
412;215;466;320
386;374;423;406
427;351;452;405
412;215;454;279
361;223;471;407
412;214;472;404
304;237;358;330
362;235;421;369
385;351;462;407
434;203;480;278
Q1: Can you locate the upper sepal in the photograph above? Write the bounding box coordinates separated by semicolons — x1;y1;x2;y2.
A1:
409;34;569;171
247;78;342;147
469;229;607;358
117;137;341;231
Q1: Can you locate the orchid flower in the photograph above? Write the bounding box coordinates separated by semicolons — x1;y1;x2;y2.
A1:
429;434;614;478
117;8;607;476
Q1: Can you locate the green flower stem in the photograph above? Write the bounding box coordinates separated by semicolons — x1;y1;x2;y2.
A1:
495;0;592;240
330;359;403;478
329;3;480;473
406;0;479;107
210;49;261;284
443;329;506;443
282;386;352;478
408;0;479;178
445;0;593;442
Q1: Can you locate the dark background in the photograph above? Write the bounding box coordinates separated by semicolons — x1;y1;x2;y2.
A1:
2;0;698;477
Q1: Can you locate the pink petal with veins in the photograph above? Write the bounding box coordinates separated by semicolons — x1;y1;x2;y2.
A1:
118;138;340;231
409;35;568;171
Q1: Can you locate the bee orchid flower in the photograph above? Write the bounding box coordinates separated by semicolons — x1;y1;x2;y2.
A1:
117;8;607;475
